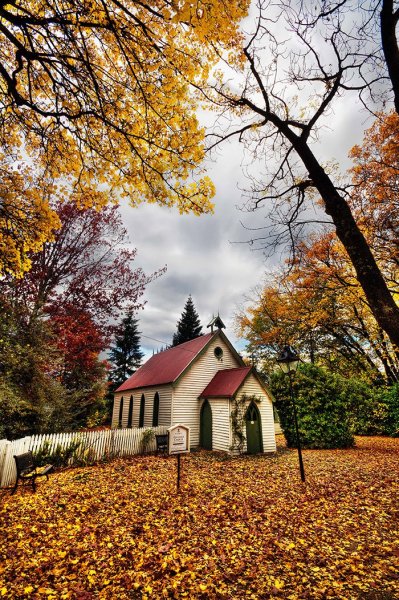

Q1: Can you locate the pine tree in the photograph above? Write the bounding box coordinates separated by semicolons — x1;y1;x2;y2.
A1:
172;296;203;346
109;312;144;386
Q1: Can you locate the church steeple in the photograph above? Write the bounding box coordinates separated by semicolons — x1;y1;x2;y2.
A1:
207;313;226;333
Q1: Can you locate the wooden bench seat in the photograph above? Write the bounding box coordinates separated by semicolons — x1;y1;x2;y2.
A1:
12;451;53;495
155;434;168;454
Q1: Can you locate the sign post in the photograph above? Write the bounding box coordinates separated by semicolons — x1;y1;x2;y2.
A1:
167;424;190;491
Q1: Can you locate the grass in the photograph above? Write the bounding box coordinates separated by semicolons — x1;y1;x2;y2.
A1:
0;436;398;599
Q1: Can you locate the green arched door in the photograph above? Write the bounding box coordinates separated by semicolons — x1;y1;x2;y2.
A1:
245;402;263;454
200;400;213;450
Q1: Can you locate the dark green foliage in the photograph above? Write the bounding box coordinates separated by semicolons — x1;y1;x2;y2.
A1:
271;364;355;449
33;439;83;468
272;364;399;446
109;312;143;387
172;295;202;346
0;301;72;438
0;381;33;440
380;384;399;436
349;383;399;437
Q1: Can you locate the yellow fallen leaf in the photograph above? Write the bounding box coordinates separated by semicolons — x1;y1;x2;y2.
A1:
274;579;284;589
1;588;7;596
24;586;34;594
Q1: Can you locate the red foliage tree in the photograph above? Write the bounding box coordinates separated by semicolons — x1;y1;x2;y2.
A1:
1;201;163;429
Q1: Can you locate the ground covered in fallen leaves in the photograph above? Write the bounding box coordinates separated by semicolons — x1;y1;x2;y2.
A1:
1;436;399;599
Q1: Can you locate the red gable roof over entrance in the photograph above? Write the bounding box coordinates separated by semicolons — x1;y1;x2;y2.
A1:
116;332;216;392
199;367;252;398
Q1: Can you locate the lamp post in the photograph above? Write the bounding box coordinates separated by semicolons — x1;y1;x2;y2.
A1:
276;345;306;482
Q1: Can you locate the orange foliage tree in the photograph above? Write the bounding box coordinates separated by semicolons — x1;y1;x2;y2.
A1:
238;112;399;382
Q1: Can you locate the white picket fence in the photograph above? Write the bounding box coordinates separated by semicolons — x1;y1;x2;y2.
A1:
0;426;168;488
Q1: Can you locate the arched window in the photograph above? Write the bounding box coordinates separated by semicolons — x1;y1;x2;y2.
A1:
127;396;134;428
152;392;160;427
118;397;124;428
139;394;145;428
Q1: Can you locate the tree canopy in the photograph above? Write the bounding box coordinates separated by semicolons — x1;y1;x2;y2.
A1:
0;0;249;277
109;312;144;387
206;0;399;348
172;295;203;346
0;201;158;433
237;112;399;382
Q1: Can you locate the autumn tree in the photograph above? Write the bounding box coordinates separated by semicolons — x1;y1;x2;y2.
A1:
0;0;249;277
349;111;399;280
172;295;203;346
238;112;399;382
0;201;160;431
0;157;60;277
2;201;159;329
238;249;398;382
50;305;110;427
109;312;144;387
0;296;70;438
206;0;399;348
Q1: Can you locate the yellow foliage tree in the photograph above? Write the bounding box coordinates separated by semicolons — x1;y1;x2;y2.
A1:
0;0;249;276
0;157;60;276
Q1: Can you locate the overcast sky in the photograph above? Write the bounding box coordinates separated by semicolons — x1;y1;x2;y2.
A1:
120;138;269;357
120;7;376;360
121;101;369;360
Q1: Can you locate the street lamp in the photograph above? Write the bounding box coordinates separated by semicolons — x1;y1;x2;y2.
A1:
276;345;306;482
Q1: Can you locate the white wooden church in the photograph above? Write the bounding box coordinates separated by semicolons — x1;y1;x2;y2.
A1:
111;320;276;454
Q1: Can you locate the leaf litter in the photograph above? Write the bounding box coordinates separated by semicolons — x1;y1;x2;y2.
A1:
0;436;398;599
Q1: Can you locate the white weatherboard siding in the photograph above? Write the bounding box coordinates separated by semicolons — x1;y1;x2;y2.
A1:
111;394;121;427
112;392;132;428
208;398;231;452
238;375;276;453
140;385;173;428
172;336;241;445
112;386;172;429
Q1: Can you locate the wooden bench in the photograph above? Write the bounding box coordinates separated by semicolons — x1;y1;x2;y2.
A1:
12;451;53;495
155;434;168;454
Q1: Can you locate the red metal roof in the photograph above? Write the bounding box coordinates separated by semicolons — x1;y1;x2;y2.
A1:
116;332;216;392
199;367;252;398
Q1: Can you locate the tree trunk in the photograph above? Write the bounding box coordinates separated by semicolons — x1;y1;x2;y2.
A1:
293;138;399;349
381;0;399;114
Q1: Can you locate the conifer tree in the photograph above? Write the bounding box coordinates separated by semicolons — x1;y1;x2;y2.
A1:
109;313;143;386
172;296;203;346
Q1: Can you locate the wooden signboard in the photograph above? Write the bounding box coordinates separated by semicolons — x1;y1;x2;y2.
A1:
167;424;190;490
168;424;190;455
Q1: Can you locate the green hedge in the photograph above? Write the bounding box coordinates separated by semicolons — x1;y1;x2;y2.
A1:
271;364;355;449
271;365;399;449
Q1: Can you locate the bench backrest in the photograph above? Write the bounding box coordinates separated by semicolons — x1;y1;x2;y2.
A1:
14;452;34;475
155;434;168;450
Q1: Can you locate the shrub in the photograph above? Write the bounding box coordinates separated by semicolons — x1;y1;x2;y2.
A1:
141;428;155;454
377;384;399;437
33;439;90;468
345;382;388;436
271;364;354;449
343;380;399;437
